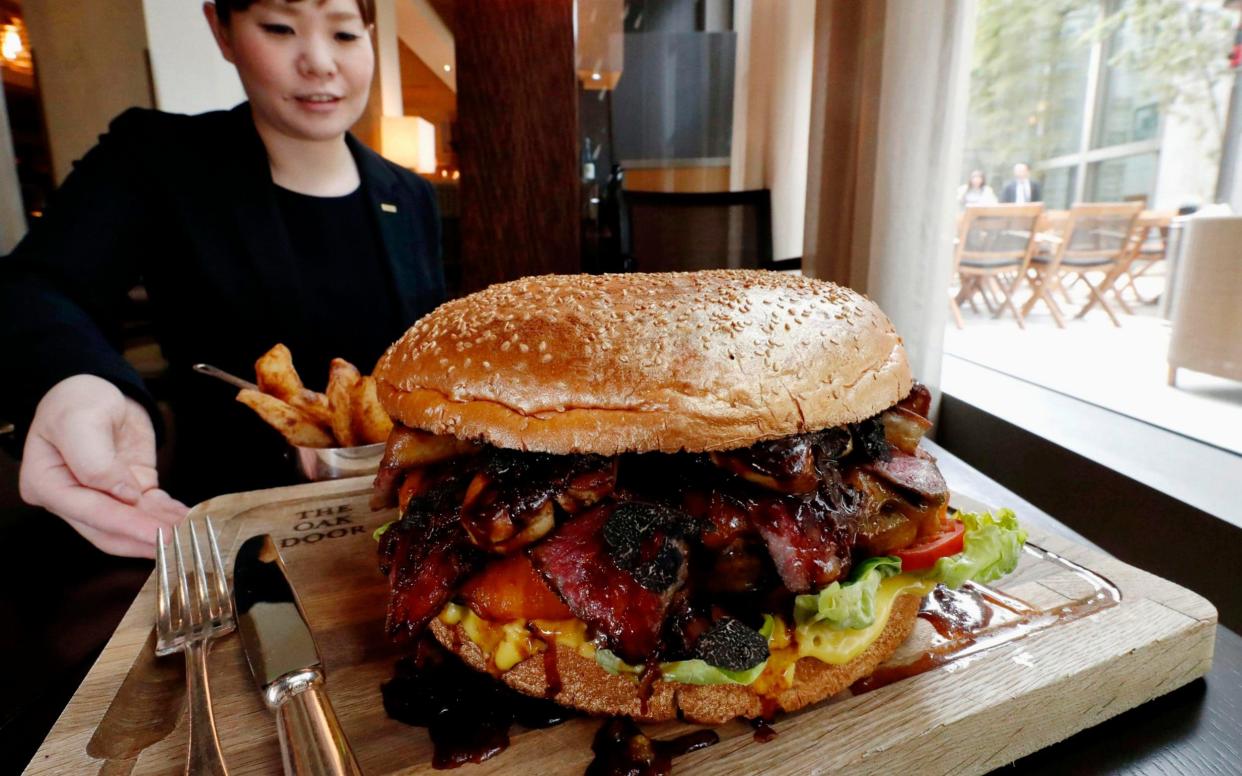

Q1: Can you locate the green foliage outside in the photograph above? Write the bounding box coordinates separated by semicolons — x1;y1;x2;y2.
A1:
962;0;1236;195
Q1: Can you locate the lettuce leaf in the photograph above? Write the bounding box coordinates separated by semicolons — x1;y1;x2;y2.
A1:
924;509;1027;589
595;616;776;686
372;521;395;542
792;555;902;630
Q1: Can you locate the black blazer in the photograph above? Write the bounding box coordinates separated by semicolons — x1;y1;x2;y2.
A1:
0;103;445;499
1000;179;1042;203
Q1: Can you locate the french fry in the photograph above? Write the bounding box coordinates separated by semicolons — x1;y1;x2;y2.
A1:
236;389;334;448
255;343;303;399
287;388;333;429
326;358;362;447
255;344;334;428
350;376;394;444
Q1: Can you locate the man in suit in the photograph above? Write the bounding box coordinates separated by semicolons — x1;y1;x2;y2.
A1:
0;0;445;556
1001;162;1042;204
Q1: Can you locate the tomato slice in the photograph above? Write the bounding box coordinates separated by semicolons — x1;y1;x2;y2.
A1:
892;518;965;571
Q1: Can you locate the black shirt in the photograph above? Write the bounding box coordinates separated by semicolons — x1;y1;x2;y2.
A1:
0;104;445;503
272;182;402;368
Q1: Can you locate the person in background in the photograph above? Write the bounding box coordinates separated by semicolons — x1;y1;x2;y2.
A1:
957;169;998;208
0;0;445;557
1001;162;1042;204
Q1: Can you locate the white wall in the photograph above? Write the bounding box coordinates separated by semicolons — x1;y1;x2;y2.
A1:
142;0;245;115
729;0;814;261
1153;76;1235;210
0;92;25;253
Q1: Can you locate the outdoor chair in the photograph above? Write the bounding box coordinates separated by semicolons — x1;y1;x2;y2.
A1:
950;204;1043;329
1023;201;1142;327
1117;210;1175;305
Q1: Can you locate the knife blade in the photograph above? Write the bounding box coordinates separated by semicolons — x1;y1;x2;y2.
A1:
233;534;362;776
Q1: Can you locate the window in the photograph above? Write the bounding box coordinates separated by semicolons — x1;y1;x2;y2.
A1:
1040;166;1077;209
1086;152;1158;203
1091;6;1162;149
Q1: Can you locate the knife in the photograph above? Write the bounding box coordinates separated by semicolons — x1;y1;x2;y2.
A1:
233;534;363;776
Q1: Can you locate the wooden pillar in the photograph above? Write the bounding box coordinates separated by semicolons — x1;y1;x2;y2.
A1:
454;0;580;292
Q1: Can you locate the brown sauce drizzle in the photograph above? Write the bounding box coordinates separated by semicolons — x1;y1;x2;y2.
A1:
636;660;662;717
543;645;563;699
851;543;1120;695
586;717;720;776
382;638;574;769
748;717;778;743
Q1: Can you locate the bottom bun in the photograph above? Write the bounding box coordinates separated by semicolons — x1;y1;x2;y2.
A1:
428;593;921;725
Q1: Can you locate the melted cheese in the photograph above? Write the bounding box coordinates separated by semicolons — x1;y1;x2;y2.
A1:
795;574;933;664
754;574;934;694
438;604;591;672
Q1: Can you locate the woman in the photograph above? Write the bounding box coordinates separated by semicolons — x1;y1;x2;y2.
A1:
0;0;445;557
957;169;997;208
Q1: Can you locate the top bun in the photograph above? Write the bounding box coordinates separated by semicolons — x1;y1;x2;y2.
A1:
374;270;911;455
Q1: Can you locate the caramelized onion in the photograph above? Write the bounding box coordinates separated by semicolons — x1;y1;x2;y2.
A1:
880;407;933;455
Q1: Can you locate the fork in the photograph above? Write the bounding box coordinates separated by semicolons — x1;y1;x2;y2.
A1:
156;516;235;776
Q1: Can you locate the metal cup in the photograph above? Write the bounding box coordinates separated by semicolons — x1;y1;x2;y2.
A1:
290;443;385;481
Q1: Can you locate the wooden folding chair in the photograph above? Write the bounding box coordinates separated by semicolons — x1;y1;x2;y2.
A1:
1117;210;1175;305
1023;202;1142;327
950;204;1043;329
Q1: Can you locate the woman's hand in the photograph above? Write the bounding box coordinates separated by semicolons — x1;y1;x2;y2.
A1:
19;375;188;557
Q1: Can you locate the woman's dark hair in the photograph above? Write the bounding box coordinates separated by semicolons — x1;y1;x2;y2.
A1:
214;0;376;27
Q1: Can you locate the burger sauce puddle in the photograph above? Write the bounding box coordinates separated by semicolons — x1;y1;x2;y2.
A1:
587;717;719;776
749;718;778;743
851;545;1122;694
381;638;574;769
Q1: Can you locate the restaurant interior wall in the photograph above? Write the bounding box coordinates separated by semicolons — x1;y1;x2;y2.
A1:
23;0;152;184
398;40;456;170
609;0;814;263
612;0;736;192
141;0;244;116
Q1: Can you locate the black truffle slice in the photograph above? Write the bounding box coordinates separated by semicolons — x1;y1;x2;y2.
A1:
693;618;769;672
602;502;694;594
850;417;892;463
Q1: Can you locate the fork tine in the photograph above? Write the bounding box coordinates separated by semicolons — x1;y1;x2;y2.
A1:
173;524;195;629
155;527;173;638
188;518;214;623
205;516;232;621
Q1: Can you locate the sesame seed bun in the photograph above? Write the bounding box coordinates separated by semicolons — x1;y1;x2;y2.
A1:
428;593;921;725
374;270;912;454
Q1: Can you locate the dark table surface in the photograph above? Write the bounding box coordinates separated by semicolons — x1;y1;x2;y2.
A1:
1;442;1239;775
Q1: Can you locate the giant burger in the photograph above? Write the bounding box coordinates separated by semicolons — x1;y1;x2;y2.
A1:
370;270;1025;724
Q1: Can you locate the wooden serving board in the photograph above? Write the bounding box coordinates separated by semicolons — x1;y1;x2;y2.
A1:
26;478;1217;776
